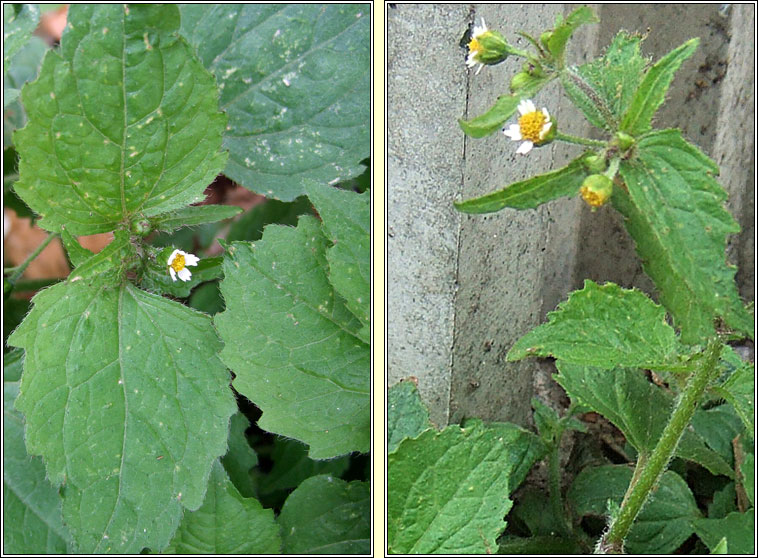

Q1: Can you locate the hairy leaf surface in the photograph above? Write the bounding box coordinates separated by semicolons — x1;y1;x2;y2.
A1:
14;4;227;235
305;181;370;342
215;218;370;459
164;460;280;554
388;420;534;554
3;382;72;554
509;280;682;370
616;130;752;343
278;475;370;554
3;4;40;72
8;280;236;553
179;4;369;201
621;38;698;135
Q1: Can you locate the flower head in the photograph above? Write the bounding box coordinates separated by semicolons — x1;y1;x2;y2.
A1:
503;99;554;154
466;18;509;74
580;174;614;210
167;249;199;282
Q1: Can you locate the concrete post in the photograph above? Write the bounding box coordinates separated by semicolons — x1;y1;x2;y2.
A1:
387;4;755;428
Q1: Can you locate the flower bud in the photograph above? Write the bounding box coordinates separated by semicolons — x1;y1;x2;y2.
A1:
131;218;151;237
471;29;510;65
540;30;553;48
582;153;607;174
580;174;613;209
509;71;532;93
613;131;635;151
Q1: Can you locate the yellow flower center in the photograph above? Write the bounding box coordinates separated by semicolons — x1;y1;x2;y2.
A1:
170;253;186;273
518;111;547;143
580;185;608;207
468;37;481;54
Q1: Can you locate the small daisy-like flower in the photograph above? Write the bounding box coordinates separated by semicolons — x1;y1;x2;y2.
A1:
580;174;614;210
167;249;199;282
466;18;509;74
503;99;554;154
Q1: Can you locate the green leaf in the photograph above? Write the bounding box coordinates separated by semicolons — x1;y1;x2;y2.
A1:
620;38;698;135
3;347;24;382
709;482;737;519
179;5;370;201
3;382;72;554
616;130;752;343
215;217;370;459
509;488;570;538
305;181;370;341
3;4;40;72
67;229;135;283
712;537;729;554
568;465;701;554
546;6;599;65
60;227;95;268
278;474;370;554
227;196;314;242
163;460;280;554
508;280;682;370
692;512;755;555
388;380;432;454
388;420;521;554
14;4;227;236
561;31;649;130
712;358;754;439
691;405;744;465
7;280;237;553
498;535;585;555
256;437;349;497
4;35;47;142
220;413;258;498
459;78;551;138
455;151;592;213
150;205;242;232
556;362;733;476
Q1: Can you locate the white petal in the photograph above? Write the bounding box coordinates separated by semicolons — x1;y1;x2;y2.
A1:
518;99;536;115
169;267;177;281
503;124;522;141
541;107;550;119
539;121;553;139
473;18;487;37
516;141;534;154
178;268;192;282
167;249;181;266
184;253;200;266
466;53;477;67
475;63;484;75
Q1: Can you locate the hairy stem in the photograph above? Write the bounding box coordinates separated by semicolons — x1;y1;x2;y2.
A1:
4;232;60;293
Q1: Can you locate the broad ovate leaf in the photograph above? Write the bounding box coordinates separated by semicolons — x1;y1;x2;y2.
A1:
305;181;370;342
179;4;369;201
278;475;370;554
388;420;531;554
4;382;72;554
7;280;237;553
546;6;599;65
14;4;227;236
455;151;592;213
692;512;755;555
164;460;281;554
215;217;369;459
508;280;682;371
712;355;754;439
616;130;752;343
568;465;701;554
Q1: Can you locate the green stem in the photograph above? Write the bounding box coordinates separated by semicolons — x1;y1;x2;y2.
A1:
4;232;60;293
597;339;724;554
554;131;606;147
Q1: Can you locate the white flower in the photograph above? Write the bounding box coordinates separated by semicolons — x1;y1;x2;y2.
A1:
465;18;489;75
167;249;199;282
503;99;553;154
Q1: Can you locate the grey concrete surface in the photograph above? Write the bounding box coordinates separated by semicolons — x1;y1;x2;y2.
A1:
387;4;755;428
